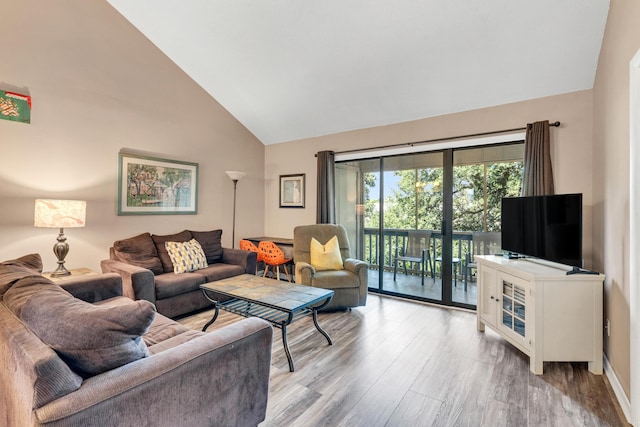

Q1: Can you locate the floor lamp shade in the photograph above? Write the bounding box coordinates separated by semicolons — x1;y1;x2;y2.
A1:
34;199;87;276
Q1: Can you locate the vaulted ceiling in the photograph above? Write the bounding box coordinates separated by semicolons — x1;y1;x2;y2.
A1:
107;1;609;145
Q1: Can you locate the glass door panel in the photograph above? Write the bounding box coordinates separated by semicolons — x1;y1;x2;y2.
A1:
380;152;444;301
451;143;524;306
336;159;381;288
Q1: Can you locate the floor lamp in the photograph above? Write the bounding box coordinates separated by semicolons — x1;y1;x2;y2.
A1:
225;171;246;249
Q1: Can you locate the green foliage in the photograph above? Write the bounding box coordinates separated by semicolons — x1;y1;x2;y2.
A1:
364;161;523;232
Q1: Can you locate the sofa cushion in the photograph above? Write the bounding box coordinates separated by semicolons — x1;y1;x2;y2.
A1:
165;239;208;274
3;276;156;377
197;263;246;283
154;271;206;300
152;230;193;273
0;253;44;296
190;229;224;264
113;232;164;275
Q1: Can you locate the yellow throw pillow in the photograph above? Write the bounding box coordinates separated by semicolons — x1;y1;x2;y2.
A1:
165;239;208;274
310;236;344;271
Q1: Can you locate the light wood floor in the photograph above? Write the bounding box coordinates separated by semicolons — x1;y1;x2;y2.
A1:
177;294;629;427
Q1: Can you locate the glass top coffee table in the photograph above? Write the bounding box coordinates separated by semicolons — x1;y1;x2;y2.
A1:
200;274;334;372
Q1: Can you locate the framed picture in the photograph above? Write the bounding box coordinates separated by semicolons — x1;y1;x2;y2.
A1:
118;152;198;215
279;174;305;208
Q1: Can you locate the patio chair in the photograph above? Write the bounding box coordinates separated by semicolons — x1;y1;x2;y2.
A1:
393;230;433;286
464;231;502;287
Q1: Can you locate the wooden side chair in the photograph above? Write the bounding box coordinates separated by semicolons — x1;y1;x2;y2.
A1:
240;239;264;275
258;241;292;282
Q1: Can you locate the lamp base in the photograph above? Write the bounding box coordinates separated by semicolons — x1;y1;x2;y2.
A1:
50;264;71;277
51;227;71;277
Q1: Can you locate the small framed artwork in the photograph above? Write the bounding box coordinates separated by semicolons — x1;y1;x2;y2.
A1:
118;152;198;215
279;174;305;208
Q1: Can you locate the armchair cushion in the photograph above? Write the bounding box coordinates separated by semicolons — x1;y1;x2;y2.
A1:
4;276;156;378
190;229;224;264
310;236;344;271
165;239;208;273
152;230;193;273
113;232;163;275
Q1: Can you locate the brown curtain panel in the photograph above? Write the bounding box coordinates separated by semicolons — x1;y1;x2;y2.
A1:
521;120;555;196
316;150;336;224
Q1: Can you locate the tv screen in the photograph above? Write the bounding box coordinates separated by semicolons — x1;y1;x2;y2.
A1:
501;193;582;268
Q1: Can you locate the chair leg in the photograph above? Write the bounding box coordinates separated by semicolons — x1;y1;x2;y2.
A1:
263;265;269;278
283;264;291;282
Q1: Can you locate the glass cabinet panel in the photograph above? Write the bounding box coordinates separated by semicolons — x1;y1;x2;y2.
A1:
500;279;526;338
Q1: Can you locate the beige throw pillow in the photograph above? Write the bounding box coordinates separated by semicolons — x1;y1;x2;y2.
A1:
310;236;344;271
165;239;208;274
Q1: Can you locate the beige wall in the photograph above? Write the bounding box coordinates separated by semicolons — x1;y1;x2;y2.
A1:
593;0;640;401
0;1;265;272
266;90;596;264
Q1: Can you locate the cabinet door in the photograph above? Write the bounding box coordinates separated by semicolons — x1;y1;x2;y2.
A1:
496;272;532;350
477;265;497;328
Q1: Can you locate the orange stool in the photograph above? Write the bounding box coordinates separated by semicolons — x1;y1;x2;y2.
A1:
258;241;292;282
240;239;264;275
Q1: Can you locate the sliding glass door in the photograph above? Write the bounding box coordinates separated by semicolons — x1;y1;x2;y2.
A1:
335;141;524;310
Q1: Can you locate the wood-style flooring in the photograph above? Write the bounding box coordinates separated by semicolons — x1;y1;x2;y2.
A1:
177;294;629;427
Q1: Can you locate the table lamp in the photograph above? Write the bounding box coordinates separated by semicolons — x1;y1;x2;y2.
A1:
34;199;87;277
225;171;246;248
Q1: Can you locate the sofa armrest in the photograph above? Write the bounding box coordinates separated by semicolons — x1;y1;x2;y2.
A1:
222;247;257;274
100;259;156;304
295;261;316;285
34;317;273;427
59;273;123;303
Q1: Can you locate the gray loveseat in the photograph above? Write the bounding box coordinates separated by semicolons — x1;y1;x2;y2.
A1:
0;254;272;427
101;229;256;318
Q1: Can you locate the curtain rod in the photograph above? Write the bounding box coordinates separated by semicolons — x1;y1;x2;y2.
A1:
324;121;560;157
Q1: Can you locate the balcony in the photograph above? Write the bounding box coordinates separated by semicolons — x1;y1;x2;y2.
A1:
362;228;478;306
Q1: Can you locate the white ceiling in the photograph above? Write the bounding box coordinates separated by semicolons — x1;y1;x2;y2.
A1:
107;0;610;145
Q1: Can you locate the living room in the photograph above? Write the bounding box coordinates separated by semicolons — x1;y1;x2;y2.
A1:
1;1;638;426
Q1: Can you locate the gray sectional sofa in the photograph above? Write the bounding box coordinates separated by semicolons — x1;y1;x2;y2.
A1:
101;229;256;318
0;254;272;427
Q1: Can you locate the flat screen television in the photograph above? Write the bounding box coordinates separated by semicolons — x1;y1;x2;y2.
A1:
501;193;582;268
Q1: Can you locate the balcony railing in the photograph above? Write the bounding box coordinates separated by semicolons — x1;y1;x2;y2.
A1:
363;228;472;278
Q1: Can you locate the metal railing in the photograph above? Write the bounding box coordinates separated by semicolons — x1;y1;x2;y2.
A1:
363;228;472;277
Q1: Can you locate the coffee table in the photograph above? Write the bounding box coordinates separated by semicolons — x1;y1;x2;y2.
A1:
200;274;334;372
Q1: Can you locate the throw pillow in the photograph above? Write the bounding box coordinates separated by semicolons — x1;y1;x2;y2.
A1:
113;232;164;275
165;239;208;274
151;230;193;273
3;276;155;378
189;229;224;264
310;236;344;271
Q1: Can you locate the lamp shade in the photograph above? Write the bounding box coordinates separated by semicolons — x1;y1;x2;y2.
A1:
225;170;246;181
34;199;86;228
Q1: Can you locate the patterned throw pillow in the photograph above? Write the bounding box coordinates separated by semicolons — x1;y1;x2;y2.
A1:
165;239;208;274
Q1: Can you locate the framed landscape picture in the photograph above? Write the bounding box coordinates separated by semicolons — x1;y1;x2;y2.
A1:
279;174;305;208
118;152;198;215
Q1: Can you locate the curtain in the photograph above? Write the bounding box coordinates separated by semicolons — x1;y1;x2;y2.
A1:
521;120;555;196
316;150;336;224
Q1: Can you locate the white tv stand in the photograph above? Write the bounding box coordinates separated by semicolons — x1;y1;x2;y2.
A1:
476;255;604;375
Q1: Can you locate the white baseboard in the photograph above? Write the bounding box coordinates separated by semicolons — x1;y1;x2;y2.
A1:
604;353;633;424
